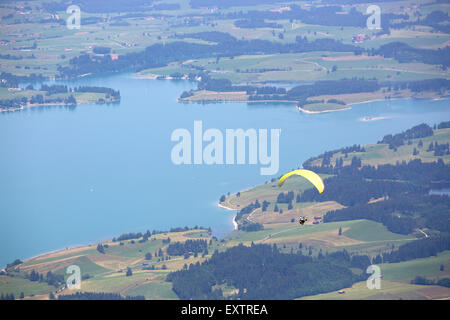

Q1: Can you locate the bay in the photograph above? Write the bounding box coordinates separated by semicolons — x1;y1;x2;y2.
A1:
0;73;449;267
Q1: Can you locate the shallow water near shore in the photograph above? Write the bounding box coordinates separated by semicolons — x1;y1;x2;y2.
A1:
0;73;449;267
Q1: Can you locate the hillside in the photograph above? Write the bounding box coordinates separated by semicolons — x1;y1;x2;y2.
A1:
1;122;449;300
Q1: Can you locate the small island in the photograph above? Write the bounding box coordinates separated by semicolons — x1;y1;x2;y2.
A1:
175;75;449;113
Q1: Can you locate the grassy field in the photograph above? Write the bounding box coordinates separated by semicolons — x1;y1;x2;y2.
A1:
1;215;425;300
218;124;449;260
179;90;250;102
141;50;450;86
301;251;450;300
1;228;215;300
380;251;450;282
300;280;450;300
342;220;413;242
221;173;333;210
0;86;118;111
225;219;416;249
1;0;449;300
300;102;350;113
309;127;450;167
123;280;178;300
0;275;55;298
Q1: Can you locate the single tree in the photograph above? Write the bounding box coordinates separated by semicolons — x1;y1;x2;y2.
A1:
126;267;132;277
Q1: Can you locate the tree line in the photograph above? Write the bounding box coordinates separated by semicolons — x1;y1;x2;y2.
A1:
166;239;208;256
57;292;145;300
166;243;359;299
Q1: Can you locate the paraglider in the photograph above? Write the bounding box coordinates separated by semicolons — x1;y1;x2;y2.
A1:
278;169;325;226
277;169;324;194
298;216;308;225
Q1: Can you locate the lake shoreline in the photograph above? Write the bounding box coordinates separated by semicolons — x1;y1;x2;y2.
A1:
16;202;239;265
2;74;449;269
0;99;120;113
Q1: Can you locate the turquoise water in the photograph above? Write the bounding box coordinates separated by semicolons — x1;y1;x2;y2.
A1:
0;73;449;267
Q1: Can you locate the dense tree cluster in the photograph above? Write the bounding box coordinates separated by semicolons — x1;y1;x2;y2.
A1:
113;231;145;242
390;10;450;34
248;78;380;103
74;86;120;100
236;201;260;219
0;72;45;88
58;36;359;79
209;3;406;29
166;239;208;256
112;226;210;243
93;46;111;54
166;243;359;299
302;158;450;233
0;293;16;300
427;141;450;156
0;84;120;110
411;276;450;288
378;123;434;149
374;42;450;69
166;233;449;300
234;19;283;29
40;84;68;95
238;221;264;232
304;144;365;168
43;0;156;13
190;0;291;9
277;191;294;204
300;122;450;235
382;235;450;263
5;259;22;270
324;195;417;234
438;121;450;129
26;269;64;287
0;94;77;110
299;173;424;206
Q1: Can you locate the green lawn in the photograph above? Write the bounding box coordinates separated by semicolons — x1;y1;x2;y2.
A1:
105;239;165;258
380;251;450;282
124;280;178;300
227;219;413;245
53;256;111;278
300;280;447;300
0;276;54;298
343;220;413;242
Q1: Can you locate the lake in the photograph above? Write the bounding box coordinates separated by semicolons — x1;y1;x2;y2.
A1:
0;73;449;267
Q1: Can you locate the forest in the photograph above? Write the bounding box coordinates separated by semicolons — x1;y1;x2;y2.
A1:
374;42;450;69
300;158;450;233
193;76;450;104
166;235;450;299
382;235;450;262
58;36;360;79
299;122;450;235
166;243;359;299
0;84;121;110
166;239;208;256
0;72;45;88
202;2;407;29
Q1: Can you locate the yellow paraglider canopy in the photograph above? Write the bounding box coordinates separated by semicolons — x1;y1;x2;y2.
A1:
278;169;325;193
